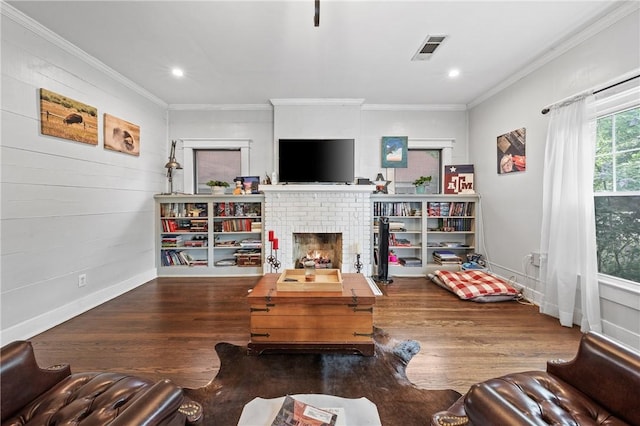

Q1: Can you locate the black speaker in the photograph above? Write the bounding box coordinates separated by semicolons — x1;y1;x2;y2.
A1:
375;216;393;285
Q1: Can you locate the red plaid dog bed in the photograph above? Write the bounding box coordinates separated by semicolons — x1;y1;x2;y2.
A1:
430;270;519;302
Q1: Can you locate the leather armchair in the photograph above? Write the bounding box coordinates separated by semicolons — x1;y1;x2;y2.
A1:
1;341;202;426
432;332;640;426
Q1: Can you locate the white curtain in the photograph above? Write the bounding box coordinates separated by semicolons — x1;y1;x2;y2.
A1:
540;96;602;333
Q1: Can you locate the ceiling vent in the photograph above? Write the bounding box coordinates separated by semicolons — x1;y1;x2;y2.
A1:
412;35;447;61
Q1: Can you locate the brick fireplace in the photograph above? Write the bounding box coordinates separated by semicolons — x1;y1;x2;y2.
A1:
261;185;374;273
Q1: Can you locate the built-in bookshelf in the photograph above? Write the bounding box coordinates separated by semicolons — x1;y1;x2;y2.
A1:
372;194;479;277
155;194;264;277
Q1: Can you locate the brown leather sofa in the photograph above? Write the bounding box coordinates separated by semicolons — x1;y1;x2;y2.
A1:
432;332;640;426
1;340;202;425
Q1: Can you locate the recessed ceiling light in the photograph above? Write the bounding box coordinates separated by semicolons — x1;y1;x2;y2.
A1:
171;68;184;78
448;69;460;78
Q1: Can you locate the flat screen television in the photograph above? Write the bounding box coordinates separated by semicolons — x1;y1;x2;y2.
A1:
278;139;355;184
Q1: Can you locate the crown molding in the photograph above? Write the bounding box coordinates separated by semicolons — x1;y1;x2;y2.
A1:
167;102;466;112
168;104;272;111
1;2;167;108
468;1;640;109
270;98;365;106
362;104;467;112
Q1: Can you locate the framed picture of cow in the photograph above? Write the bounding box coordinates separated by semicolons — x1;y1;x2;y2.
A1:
104;113;140;156
39;88;98;145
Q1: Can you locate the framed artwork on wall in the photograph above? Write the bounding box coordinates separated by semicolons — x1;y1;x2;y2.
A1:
497;127;526;174
381;136;408;168
104;113;140;156
39;88;98;145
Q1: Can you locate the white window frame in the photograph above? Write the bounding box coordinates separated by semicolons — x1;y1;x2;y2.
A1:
391;138;454;193
593;80;640;287
181;138;251;194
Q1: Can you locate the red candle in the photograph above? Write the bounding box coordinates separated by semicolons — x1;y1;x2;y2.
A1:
268;230;274;241
272;238;279;250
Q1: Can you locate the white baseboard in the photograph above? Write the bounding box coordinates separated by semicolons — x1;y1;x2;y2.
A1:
0;269;157;344
602;320;640;351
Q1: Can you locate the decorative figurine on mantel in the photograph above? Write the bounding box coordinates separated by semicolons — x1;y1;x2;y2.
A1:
374;173;390;194
233;179;244;195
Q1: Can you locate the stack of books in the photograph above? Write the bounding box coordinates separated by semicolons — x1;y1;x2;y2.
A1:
399;257;422;267
433;250;462;265
161;235;183;248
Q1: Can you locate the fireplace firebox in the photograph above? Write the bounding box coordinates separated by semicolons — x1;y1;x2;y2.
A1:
293;233;342;270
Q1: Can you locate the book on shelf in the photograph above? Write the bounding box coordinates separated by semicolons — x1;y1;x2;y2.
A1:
220;218;257;232
399;257;422;267
389;222;405;231
389;233;412;247
161;235;183;247
160;203;208;218
271;396;338;426
184;239;207;247
162;250;207;267
427;202;474;218
239;238;262;248
433;250;462;264
373;202;420;217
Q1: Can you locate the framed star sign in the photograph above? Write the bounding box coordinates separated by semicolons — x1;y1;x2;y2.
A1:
444;164;475;194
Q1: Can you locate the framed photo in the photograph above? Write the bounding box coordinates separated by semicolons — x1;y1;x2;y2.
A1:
39;88;98;145
381;136;408;168
497;127;526;174
104;113;140;156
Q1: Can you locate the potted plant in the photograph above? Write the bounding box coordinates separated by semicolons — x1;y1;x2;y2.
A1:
206;180;230;194
413;176;432;194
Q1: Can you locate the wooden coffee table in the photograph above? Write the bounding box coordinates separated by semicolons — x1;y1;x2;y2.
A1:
247;273;376;355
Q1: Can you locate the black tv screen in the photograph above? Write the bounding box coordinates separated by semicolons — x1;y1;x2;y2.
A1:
278;139;355;184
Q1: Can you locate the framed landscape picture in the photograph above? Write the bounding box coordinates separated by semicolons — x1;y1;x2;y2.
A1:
39;88;98;145
381;136;408;168
104;113;140;156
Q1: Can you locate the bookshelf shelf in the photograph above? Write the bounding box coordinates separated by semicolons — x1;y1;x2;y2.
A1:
155;194;264;277
372;194;479;277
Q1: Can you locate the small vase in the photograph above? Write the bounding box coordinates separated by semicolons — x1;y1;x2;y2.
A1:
415;185;426;194
211;186;225;195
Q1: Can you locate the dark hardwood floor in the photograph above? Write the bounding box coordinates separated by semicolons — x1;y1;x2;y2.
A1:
29;276;583;394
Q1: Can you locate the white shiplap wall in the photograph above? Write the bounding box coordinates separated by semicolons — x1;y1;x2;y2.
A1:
1;5;168;343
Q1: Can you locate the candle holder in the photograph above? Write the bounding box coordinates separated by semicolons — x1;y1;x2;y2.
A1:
266;241;281;273
354;253;363;273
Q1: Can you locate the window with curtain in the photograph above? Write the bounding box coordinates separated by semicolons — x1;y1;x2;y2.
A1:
593;81;639;284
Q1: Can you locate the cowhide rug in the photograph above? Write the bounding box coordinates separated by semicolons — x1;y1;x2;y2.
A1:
184;328;461;425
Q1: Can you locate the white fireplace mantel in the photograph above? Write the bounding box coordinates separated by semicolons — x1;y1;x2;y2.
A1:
261;185;374;273
260;184;376;193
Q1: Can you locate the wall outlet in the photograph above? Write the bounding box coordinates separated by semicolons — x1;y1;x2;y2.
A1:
531;251;541;267
78;274;87;287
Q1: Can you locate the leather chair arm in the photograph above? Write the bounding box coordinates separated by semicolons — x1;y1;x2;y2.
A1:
1;341;71;422
107;379;188;426
546;332;640;426
431;396;470;426
463;382;540;426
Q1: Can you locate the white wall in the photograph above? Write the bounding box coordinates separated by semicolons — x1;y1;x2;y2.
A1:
167;107;273;193
0;5;168;343
168;105;469;189
468;8;640;349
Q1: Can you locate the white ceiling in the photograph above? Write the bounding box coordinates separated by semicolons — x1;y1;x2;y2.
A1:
7;0;625;107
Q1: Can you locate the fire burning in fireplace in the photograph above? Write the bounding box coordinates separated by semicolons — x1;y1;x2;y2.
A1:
293;232;342;270
299;250;333;269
